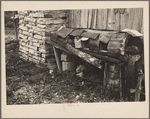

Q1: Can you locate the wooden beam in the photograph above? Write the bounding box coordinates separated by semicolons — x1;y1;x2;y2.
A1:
80;49;121;64
53;46;62;72
66;43;102;69
47;39;73;55
13;11;18;41
103;62;108;87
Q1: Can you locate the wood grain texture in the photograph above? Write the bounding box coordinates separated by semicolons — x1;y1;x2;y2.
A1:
132;8;143;32
91;9;98;29
68;8;143;32
120;8;130;30
115;9;120;31
73;10;81;28
96;9;108;29
128;8;135;29
68;10;72;28
80;9;89;28
53;47;62;72
87;9;93;28
107;9;116;30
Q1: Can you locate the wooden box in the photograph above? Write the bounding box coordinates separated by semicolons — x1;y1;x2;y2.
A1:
81;31;99;51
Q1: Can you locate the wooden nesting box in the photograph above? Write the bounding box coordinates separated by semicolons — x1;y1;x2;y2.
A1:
55;27;74;47
98;33;112;51
107;32;128;55
74;37;89;49
69;29;85;47
81;31;100;51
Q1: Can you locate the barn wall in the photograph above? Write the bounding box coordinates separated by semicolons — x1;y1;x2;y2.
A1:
68;8;143;33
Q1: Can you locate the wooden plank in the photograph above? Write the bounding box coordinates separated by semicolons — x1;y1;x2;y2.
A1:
141;20;144;34
71;10;75;28
128;8;135;29
87;9;93;28
120;8;130;30
81;49;121;64
83;28;118;34
73;10;81;28
96;9;108;29
103;62;107;86
131;8;139;31
96;9;103;29
80;9;88;28
119;63;122;100
13;11;18;41
53;46;62;72
103;9;108;29
68;10;72;28
107;8;116;30
132;8;143;32
47;39;73;55
66;43;102;69
115;9;120;31
91;9;98;29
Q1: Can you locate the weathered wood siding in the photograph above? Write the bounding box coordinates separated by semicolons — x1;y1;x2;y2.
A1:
68;8;143;33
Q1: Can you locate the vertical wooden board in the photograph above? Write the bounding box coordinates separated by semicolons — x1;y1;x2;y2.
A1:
71;10;75;28
138;8;143;32
115;9;120;31
87;9;93;28
141;20;144;34
68;10;72;28
107;8;116;30
68;10;75;28
140;8;144;34
96;9;108;29
102;9;108;29
80;9;88;28
65;10;70;28
53;47;62;72
91;9;98;29
96;9;103;29
132;8;143;32
73;9;81;28
131;8;140;31
128;8;135;29
120;8;130;30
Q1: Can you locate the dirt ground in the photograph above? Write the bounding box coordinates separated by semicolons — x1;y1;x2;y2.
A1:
5;28;128;105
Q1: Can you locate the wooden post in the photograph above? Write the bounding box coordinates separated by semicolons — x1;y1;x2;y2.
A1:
13;11;18;41
103;62;107;87
53;46;62;72
119;63;122;100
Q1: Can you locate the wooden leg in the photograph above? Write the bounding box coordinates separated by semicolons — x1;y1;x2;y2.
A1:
103;62;107;87
119;63;122;100
13;11;18;41
53;46;62;72
135;74;145;101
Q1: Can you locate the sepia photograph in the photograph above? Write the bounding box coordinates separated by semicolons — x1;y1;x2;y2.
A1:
1;1;149;118
5;8;145;105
